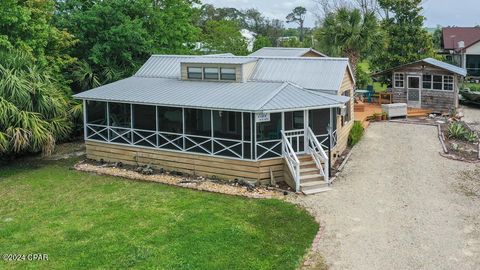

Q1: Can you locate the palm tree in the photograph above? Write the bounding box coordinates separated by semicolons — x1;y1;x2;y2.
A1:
317;8;381;74
0;50;74;156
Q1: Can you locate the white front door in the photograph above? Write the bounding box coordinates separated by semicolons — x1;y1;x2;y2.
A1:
407;76;421;108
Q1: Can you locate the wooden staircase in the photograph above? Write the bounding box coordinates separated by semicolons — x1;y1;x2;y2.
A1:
298;154;331;195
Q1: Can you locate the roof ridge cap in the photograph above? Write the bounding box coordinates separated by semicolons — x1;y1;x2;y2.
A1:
257;82;290;110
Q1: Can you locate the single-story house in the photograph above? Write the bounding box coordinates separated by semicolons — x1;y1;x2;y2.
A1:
441;27;480;77
249;47;327;57
376;58;467;113
74;54;354;194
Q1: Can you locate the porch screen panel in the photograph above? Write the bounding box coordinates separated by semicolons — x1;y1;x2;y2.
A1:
108;103;132;144
213;111;242;158
132;104;156;147
185;108;212;154
308;109;331;149
243;112;252;159
86;101;107;141
256;113;282;159
284;111;304;130
157;106;183;150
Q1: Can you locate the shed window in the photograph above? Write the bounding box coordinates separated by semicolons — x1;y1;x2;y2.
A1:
204;68;219;80
187;67;202;79
433;75;443;90
394;73;404;88
422;75;432;89
443;76;454;90
220;68;236;81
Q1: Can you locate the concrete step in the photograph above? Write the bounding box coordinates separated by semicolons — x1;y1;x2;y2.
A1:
302;186;332;195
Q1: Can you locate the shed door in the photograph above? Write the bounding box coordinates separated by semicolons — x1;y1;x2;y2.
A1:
407;76;421;108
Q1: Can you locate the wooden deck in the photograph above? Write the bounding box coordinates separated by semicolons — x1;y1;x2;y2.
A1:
354;103;432;128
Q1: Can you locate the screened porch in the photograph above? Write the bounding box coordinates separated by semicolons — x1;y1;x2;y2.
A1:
83;100;339;161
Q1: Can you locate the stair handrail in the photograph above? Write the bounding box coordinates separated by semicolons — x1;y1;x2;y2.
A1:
281;131;301;192
306;127;330;184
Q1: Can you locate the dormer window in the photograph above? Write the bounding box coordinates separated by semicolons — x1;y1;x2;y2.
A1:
187;67;202;79
204;68;219;80
221;68;236;81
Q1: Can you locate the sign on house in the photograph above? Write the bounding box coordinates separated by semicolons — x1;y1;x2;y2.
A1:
256;113;270;122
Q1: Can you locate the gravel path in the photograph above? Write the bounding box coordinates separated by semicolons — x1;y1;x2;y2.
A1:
292;122;480;270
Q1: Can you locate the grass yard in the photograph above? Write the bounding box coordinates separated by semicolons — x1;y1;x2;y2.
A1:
0;158;318;270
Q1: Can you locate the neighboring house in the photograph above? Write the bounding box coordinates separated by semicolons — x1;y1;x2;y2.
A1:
249;47;327;57
74;55;354;194
441;27;480;77
376;58;467;113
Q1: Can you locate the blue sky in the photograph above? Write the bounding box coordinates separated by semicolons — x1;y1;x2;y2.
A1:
203;0;480;28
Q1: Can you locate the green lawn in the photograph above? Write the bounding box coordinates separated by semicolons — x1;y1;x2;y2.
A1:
0;158;318;270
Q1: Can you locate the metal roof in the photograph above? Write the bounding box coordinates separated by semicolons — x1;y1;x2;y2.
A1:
442;27;480;50
374;58;467;77
249;47;327;57
181;57;257;64
250;57;351;92
423;58;467;76
134;55;353;92
73;77;347;112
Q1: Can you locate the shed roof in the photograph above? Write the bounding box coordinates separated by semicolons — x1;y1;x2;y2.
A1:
374;58;467;77
249;47;327;57
73;77;348;112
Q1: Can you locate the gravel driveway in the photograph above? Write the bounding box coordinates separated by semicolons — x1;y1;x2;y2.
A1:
292;122;480;270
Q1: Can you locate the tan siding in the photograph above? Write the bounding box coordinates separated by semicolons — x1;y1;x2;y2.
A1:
86;141;285;183
333;68;355;161
241;61;258;82
301;51;323;57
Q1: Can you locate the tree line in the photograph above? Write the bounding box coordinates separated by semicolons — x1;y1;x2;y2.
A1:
0;0;434;157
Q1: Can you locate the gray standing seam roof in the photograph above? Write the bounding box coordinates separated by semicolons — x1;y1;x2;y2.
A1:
73;77;348;112
249;47;327;57
375;58;467;77
135;55;353;92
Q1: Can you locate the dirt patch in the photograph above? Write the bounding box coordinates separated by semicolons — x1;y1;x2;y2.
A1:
457;167;480;197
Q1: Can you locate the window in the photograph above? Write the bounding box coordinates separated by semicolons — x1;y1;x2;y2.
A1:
443;75;454;90
187;67;202;79
422;75;432;89
220;68;236;81
158;106;182;133
203;68;219;80
394;73;404;88
86;101;107;125
109;103;131;128
433;75;443;90
132;104;156;131
342;90;351;125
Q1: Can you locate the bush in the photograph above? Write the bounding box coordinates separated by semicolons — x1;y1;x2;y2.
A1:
447;122;478;142
348;121;364;147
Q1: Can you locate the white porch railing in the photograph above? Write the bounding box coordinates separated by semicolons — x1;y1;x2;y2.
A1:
306;127;330;184
281;131;301;192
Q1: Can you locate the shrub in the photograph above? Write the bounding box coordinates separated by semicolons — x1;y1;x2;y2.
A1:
348;121;364;147
447;122;478;142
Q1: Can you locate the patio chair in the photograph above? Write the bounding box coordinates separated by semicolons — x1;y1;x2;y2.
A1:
366;85;379;103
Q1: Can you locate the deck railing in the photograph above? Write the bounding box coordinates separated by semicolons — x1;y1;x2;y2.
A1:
307;127;330;184
281;131;300;192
